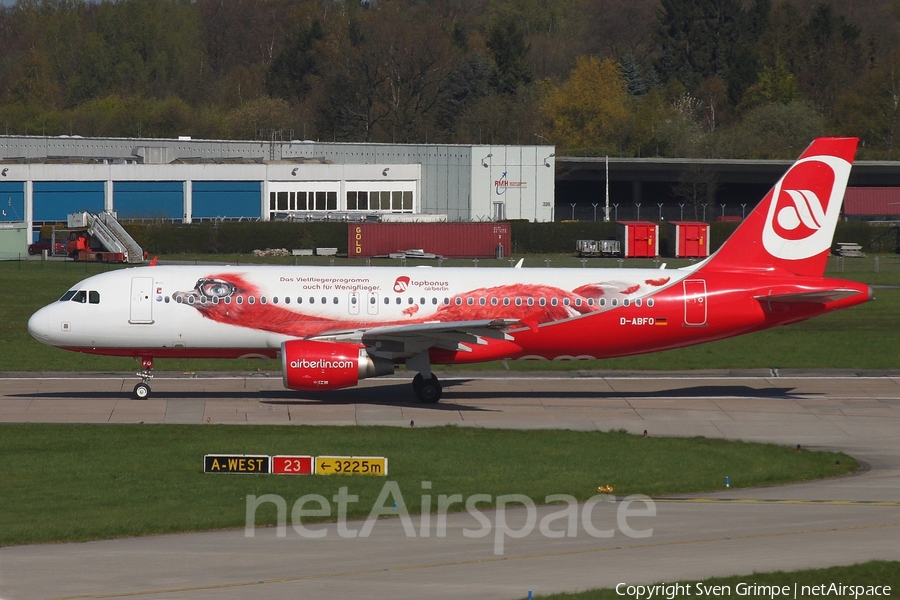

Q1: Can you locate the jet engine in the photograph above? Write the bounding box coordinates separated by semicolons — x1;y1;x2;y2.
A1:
281;340;393;391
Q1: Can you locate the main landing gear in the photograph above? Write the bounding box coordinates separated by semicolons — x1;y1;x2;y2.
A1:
133;357;154;399
412;372;442;403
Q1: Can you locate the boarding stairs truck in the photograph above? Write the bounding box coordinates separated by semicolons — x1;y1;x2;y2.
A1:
65;211;146;263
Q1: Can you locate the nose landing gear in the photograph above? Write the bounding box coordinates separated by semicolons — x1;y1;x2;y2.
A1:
133;357;154;399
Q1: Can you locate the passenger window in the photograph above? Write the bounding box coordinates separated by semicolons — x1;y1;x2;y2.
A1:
587;298;594;306
599;298;606;307
503;298;510;306
176;296;184;304
164;296;170;303
563;298;570;306
321;297;327;304
212;297;219;305
236;296;244;305
539;298;546;306
89;291;100;304
248;296;256;305
432;297;438;305
455;297;462;306
420;297;425;305
371;297;377;304
310;297;316;304
72;291;87;303
635;298;642;307
612;298;618;306
623;298;630;307
272;297;278;304
408;297;414;305
647;299;655;307
526;298;534;306
491;298;499;306
396;297;402;305
284;297;290;304
551;298;558;306
515;298;522;306
225;297;231;304
575;298;582;307
200;296;207;304
479;297;486;306
333;297;338;304
384;298;390;304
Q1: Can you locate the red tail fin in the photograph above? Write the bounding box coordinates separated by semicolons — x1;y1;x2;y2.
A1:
702;137;858;276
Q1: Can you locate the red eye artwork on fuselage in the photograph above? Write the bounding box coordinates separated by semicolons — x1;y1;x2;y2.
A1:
174;273;656;337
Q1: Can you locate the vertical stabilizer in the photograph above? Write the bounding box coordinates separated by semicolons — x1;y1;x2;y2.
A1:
702;137;858;276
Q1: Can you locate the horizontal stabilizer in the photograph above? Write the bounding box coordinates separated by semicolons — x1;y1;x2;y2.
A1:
754;289;862;304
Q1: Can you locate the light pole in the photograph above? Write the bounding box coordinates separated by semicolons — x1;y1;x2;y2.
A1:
679;203;685;220
635;203;641;220
592;203;599;221
741;203;747;219
720;204;726;218
613;203;619;221
570;203;577;220
658;203;664;221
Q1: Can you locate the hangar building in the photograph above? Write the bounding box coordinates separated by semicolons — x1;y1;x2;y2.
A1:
0;136;557;254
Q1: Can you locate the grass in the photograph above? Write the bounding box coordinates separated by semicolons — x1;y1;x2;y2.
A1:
2;256;899;372
0;424;857;547
531;561;900;599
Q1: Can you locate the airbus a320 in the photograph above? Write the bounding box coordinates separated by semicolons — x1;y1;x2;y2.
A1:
28;138;872;403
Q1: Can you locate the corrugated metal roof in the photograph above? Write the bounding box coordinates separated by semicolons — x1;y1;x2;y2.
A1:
844;187;900;215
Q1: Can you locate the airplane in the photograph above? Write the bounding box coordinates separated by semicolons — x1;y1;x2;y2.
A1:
28;137;872;403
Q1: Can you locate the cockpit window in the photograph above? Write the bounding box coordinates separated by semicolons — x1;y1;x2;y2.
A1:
71;290;87;303
89;291;100;304
59;290;77;302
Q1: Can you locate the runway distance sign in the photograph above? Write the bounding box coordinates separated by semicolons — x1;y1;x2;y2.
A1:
272;455;314;475
315;456;388;476
204;454;271;474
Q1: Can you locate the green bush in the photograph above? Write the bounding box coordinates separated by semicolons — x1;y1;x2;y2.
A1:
121;219;899;257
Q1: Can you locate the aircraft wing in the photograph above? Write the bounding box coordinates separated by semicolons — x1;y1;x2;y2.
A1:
754;289;863;304
310;319;520;354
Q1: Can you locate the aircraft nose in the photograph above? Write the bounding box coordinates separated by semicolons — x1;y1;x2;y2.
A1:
28;305;56;345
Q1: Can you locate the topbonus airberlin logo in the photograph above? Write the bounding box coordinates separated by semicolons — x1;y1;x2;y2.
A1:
762;154;851;261
393;276;410;293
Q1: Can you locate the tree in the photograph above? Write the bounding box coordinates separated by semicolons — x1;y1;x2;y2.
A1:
654;0;743;93
740;101;823;158
266;20;325;104
486;20;532;95
541;56;630;154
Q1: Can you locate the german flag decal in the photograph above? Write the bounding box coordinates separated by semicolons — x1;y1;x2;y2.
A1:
655;318;668;325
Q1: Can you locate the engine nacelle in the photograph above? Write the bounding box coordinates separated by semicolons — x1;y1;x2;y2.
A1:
281;340;393;391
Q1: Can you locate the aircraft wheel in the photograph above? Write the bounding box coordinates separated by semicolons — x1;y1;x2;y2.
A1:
133;382;151;400
414;375;441;404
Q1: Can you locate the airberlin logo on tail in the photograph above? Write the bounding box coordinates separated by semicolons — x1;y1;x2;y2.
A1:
762;155;851;261
393;276;410;293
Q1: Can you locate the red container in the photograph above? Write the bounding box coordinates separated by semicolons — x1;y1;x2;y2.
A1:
667;221;709;258
349;223;511;258
615;221;659;258
844;187;900;216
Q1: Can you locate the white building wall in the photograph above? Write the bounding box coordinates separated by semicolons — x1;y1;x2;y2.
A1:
1;136;554;224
